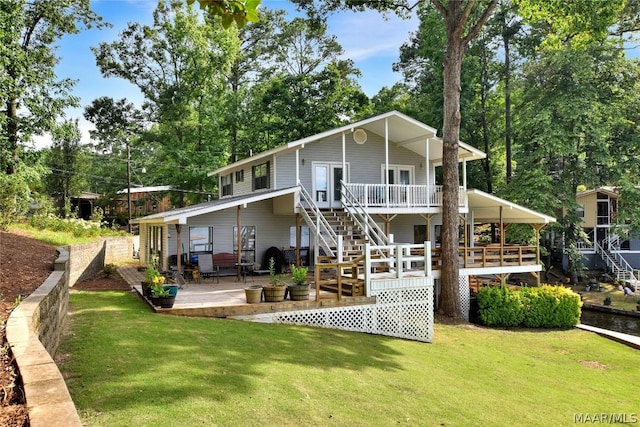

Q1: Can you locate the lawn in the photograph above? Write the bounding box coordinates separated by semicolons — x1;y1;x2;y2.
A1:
59;291;638;427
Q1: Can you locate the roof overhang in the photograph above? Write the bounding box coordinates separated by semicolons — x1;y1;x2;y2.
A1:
132;186;299;225
209;111;485;176
467;189;556;224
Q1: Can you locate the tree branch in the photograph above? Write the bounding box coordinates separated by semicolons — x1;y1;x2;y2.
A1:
462;0;499;45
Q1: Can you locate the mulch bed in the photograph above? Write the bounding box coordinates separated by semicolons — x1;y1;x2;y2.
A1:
0;229;131;427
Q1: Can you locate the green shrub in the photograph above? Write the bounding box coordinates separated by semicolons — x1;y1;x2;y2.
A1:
477;286;525;327
477;285;582;329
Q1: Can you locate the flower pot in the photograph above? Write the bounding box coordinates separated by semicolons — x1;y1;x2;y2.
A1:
263;285;286;302
288;284;309;301
141;281;153;297
151;295;176;308
245;285;263;304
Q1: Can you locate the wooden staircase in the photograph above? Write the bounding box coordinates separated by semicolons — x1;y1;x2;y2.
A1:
311;209;367;298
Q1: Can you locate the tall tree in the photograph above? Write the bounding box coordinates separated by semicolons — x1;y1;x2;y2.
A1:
294;0;497;319
0;0;105;174
93;0;239;202
45;120;87;217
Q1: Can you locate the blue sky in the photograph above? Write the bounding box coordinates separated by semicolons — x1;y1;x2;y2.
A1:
35;0;418;148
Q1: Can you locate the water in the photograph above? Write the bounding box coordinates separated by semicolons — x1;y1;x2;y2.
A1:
580;309;640;337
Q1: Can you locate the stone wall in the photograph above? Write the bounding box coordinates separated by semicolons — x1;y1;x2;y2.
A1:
6;235;138;427
67;235;137;286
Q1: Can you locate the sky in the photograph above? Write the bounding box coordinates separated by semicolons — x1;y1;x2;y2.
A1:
34;0;419;149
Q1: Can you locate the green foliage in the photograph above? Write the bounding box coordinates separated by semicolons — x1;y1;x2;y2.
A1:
0;171;31;230
268;257;285;286
188;0;261;28
290;264;308;286
103;263;118;276
151;283;170;297
477;285;525;327
478;285;582;328
28;213;107;238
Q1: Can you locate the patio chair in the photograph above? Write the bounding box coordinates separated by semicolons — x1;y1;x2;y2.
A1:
198;253;216;280
175;273;187;289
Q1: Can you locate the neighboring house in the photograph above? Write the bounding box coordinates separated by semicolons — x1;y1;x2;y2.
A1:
133;111;554;338
70;191;101;220
113;185;174;218
576;187;640;282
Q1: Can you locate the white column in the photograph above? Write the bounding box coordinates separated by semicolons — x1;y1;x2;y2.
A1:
385;118;389;207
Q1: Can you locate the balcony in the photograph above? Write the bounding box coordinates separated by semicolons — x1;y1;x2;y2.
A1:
343;183;466;208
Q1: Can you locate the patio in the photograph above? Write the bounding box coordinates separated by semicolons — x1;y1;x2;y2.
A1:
117;264;376;318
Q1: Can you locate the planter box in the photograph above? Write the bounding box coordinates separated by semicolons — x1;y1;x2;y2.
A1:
263;286;286;302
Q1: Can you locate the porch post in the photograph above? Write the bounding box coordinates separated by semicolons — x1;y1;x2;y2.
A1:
176;224;182;275
499;206;504;266
426;137;430;206
237;205;242;281
385;117;389;207
342;132;346;183
296;214;301;267
295;149;300;185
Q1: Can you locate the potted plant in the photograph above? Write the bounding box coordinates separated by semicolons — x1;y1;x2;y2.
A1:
603;295;612;306
263;257;287;302
142;265;165;298
245;284;263;304
150;283;176;308
288;264;310;301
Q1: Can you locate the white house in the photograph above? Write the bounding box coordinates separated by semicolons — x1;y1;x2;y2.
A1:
133;111;555;341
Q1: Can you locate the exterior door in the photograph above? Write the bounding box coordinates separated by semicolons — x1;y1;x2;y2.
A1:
313;163;345;208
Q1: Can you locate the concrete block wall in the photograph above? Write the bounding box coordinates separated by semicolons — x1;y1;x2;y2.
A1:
6;235;137;427
67;236;136;286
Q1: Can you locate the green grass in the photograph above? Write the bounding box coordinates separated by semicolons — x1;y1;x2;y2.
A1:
579;282;639;311
59;291;638;427
10;223;113;246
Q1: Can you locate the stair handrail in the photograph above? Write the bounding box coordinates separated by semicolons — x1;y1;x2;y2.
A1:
297;182;336;257
594;240;638;282
341;182;389;246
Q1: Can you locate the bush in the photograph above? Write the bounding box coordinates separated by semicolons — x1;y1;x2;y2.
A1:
0;172;30;230
477;285;581;328
477;286;525;327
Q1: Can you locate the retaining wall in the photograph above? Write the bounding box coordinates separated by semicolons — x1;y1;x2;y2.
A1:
6;235;136;427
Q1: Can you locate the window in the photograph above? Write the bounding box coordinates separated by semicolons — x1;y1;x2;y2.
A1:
576;204;585;218
149;226;163;267
235;169;244;182
221;173;233;196
233;226;256;262
290;226;310;247
189;227;213;253
252;162;270;190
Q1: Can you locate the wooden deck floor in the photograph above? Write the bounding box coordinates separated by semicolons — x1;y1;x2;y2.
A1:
118;264;376;318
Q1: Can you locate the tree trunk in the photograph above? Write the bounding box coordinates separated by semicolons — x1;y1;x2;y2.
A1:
6;98;18;175
438;28;465;319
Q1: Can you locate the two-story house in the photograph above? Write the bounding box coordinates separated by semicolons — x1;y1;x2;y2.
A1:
133;111;554;339
576;187;640;283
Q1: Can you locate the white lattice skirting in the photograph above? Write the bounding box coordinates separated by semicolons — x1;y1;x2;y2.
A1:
459;275;470;321
247;284;434;342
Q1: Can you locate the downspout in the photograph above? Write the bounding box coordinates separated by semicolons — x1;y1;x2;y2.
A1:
463;158;468;209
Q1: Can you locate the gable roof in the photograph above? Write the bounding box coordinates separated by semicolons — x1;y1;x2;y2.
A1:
576;186;619;200
131;186;299;225
209;110;486;177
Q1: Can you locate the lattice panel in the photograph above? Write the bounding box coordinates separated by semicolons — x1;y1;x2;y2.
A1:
458;275;470;321
274;286;434;342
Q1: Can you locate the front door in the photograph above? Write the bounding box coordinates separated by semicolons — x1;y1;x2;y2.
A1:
313;163;346;208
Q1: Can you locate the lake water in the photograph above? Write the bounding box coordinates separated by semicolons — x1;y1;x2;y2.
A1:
580;310;640;337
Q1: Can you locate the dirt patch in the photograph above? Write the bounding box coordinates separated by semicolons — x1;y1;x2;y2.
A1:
0;230;132;427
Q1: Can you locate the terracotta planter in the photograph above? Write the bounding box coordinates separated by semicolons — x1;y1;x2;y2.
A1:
245;286;263;304
288;284;310;301
263;285;286;302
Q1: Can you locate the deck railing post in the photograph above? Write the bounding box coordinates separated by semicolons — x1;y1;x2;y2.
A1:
397;244;403;279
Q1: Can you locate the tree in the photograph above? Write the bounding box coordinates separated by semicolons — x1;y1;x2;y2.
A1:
45;120;87;217
0;0;105;174
187;0;261;28
293;0;497;319
93;0;240;203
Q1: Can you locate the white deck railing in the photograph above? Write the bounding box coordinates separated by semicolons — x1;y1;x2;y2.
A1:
343;183;465;208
